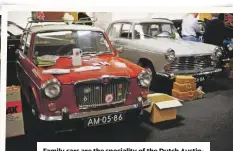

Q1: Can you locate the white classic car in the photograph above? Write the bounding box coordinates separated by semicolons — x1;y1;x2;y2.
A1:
106;18;223;89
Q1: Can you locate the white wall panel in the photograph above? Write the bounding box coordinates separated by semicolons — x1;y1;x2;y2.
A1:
8;11;31;28
151;13;187;20
92;12;112;30
92;12;188;30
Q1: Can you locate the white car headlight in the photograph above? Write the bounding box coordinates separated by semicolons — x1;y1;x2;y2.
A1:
227;44;233;51
42;79;61;99
138;70;152;88
214;47;223;58
165;49;176;62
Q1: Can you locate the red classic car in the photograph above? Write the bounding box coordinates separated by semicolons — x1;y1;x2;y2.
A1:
16;20;151;134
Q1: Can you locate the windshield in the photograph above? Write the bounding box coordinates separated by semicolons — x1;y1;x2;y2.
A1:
34;30;112;57
134;22;178;39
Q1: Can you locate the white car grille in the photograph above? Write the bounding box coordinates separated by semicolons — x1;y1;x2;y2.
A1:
170;55;214;70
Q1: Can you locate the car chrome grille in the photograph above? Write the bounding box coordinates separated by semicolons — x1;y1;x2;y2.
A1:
170;55;213;70
74;77;129;109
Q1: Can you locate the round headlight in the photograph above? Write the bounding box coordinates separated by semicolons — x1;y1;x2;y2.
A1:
214;47;223;58
42;79;61;99
227;44;233;51
165;49;176;62
138;70;152;88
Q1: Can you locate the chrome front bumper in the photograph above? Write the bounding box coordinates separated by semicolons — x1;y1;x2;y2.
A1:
157;68;222;79
39;100;151;121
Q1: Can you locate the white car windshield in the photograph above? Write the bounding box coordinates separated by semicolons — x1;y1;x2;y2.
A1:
34;30;112;57
134;22;178;39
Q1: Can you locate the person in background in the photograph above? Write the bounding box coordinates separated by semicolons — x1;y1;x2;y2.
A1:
181;13;201;42
203;13;226;46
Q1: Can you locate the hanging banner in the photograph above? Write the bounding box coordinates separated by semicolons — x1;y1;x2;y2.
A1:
31;12;79;22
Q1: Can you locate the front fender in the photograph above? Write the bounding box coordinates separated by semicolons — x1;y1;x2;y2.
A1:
30;84;41;112
138;50;168;72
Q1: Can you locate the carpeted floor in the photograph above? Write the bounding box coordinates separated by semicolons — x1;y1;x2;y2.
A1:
5;73;233;151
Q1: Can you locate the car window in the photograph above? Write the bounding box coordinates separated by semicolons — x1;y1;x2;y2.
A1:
149;24;160;36
161;24;172;33
108;23;122;38
34;30;112;57
134;24;144;39
136;23;178;38
171;25;177;33
120;23;132;39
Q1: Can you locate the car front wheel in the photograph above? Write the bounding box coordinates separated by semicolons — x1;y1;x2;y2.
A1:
21;89;54;141
124;109;143;125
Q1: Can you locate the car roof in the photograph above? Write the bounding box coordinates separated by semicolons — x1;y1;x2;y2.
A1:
111;18;173;24
28;23;104;33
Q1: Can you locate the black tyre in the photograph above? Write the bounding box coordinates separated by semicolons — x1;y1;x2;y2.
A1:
21;89;54;141
21;88;38;139
125;109;142;125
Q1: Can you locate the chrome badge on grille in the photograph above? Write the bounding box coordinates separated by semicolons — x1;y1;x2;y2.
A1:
84;87;92;94
105;94;114;103
83;96;88;102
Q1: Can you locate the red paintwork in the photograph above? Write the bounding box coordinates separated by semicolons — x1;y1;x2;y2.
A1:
17;29;148;118
36;56;143;84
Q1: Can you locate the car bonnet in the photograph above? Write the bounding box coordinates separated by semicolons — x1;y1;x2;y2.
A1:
38;56;141;84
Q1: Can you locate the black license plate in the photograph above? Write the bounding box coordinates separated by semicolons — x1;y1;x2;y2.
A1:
84;113;124;127
195;76;206;83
